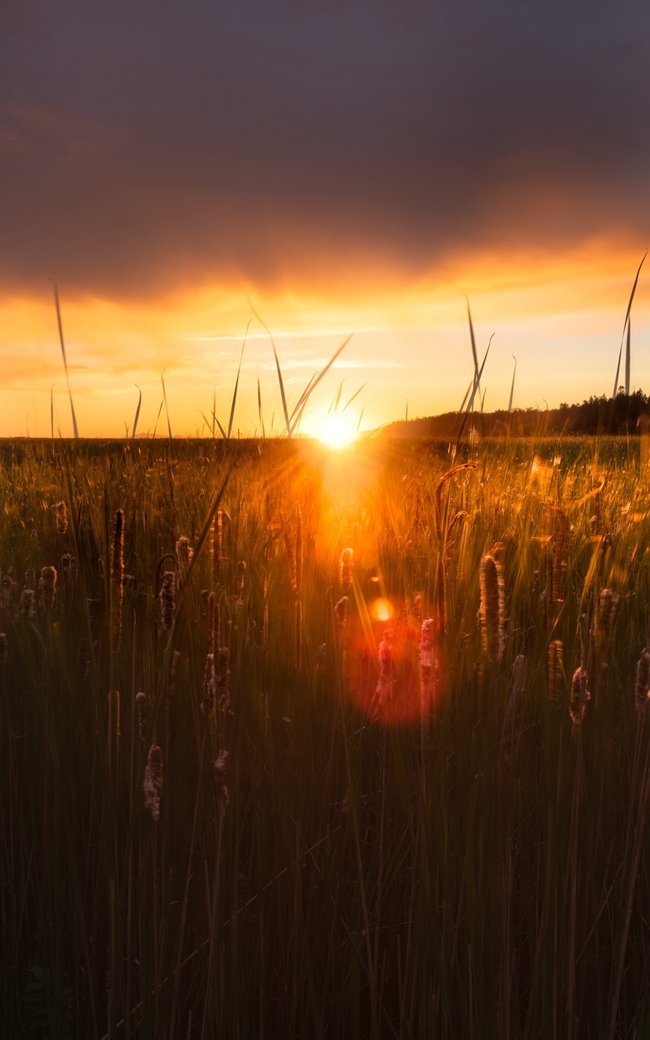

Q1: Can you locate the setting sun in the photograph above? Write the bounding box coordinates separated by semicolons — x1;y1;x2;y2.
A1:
314;412;358;449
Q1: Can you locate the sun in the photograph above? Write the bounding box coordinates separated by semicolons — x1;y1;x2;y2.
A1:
315;413;358;449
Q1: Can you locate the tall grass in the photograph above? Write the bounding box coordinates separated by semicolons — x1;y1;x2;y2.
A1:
0;434;649;1038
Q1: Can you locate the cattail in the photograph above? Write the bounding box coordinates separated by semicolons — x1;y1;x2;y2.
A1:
419;617;436;706
53;500;68;535
634;648;650;718
59;552;75;582
294;599;302;671
217;646;231;714
39;566;57;610
339;547;354;593
597;587;619;648
569;666;591;725
511;654;528;702
334;595;348;632
289;508;302;596
213;748;230;807
159;571;176;631
2;573;16;613
111;509;124;655
375;628;395;705
202;653;216;715
20;588;35;619
235;560;247;603
548;640;563;702
24;568;35;591
0;632;7;666
480;554;504;663
551;508;568;603
211;508;224;588
175;536;193;585
143;744;163;821
315;642;327;693
135;691;147;743
413;592;423;625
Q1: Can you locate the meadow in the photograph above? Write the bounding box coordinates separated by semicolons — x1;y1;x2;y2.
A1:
1;433;649;1039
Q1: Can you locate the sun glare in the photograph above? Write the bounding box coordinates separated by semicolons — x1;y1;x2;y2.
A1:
316;413;358;449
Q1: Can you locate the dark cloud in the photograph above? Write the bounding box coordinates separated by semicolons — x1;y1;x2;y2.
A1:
1;0;649;298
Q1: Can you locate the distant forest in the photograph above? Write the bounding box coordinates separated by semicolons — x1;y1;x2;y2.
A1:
383;390;650;439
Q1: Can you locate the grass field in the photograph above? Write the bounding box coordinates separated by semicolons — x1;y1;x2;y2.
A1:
1;434;649;1039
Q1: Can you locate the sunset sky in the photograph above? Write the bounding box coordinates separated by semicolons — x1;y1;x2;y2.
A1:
2;0;649;437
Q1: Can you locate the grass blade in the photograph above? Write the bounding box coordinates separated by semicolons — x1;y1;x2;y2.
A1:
289;335;353;435
247;301;291;437
508;356;517;414
228;322;250;439
132;385;142;440
52;282;79;440
342;383;366;413
161;373;173;439
613;250;646;396
257;376;266;439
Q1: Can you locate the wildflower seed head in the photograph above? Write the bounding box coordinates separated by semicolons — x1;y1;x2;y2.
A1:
569;666;591;725
334;595;348;628
634;648;650;718
213;748;230;807
20;588;35;619
39;565;57;610
548;640;563;702
135;691;147;743
339;547;354;592
53;500;68;535
480;554;504;663
143;744;163;821
111;509;125;654
159;571;176;631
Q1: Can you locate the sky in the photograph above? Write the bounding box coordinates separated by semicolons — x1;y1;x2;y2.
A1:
1;0;649;437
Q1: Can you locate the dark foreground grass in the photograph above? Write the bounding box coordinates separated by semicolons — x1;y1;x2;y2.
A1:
0;436;649;1039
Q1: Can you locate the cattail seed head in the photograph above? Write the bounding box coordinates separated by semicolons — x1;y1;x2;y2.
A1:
294;599;302;671
551;508;569;603
202;653;216;715
597;587;619;648
111;509;124;655
511;654;527;702
236;560;247;602
213;748;230;807
375;627;395;705
59;552;75;581
39;566;57;610
135;691;147;743
143;744;163;821
339;547;354;593
175;536;193;585
334;596;348;629
548;640;563;702
634;648;650;718
569;666;591;725
53;500;68;535
217;646;231;714
2;573;16;613
159;571;176;631
211;508;225;588
419;617;436;705
479;554;504;663
0;632;7;666
20;588;35;619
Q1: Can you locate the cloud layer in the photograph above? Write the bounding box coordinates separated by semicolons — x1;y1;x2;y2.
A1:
2;0;649;300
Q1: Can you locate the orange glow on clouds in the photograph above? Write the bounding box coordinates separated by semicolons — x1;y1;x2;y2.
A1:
0;238;648;436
